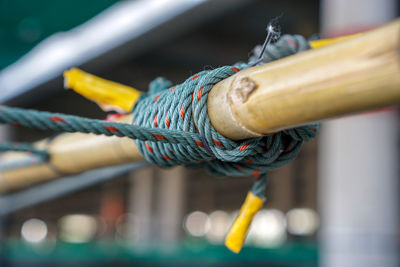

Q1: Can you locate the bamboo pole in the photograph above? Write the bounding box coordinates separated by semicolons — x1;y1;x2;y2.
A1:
208;19;400;139
1;19;399;192
0;115;142;192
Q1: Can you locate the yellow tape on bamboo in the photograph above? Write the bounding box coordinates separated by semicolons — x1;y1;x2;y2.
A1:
225;192;264;253
64;68;142;113
309;34;360;48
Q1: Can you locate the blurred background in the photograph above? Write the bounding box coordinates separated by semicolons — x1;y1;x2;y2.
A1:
0;0;398;266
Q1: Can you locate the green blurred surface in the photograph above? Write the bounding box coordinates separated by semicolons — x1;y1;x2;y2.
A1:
2;239;318;265
0;0;119;70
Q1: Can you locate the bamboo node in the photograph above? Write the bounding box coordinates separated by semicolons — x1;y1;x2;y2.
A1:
232;77;258;104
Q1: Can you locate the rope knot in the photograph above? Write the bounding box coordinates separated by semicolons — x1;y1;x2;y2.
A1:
131;62;317;178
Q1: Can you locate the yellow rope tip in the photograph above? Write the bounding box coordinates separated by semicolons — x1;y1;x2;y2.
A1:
224;191;264;253
62;68;142;113
225;240;241;254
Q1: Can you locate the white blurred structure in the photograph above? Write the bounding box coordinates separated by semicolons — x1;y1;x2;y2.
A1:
247;209;286;248
320;1;399;266
184;211;210;237
206;211;230;244
286;208;319;236
21;218;48;243
58;214;97;243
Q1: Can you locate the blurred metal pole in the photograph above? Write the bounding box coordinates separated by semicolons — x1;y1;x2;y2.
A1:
128;166;186;245
157;167;186;244
127;167;155;243
319;1;399;266
0;126;11;265
0;163;148;216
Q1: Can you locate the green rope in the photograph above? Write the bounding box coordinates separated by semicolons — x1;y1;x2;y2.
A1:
0;142;48;158
0;142;49;171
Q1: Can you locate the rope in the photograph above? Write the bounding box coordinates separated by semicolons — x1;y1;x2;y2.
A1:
0;155;48;171
0;106;201;146
0;142;49;158
0;142;49;171
249;34;310;63
0;34;317;199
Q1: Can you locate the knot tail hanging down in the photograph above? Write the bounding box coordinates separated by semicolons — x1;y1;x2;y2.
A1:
225;175;267;253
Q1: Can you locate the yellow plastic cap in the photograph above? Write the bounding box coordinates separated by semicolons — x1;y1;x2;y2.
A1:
64;68;142;113
225;191;264;253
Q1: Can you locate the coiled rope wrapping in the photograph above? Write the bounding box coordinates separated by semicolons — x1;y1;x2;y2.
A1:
132;68;317;198
0;34;317;199
132;34;316;198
